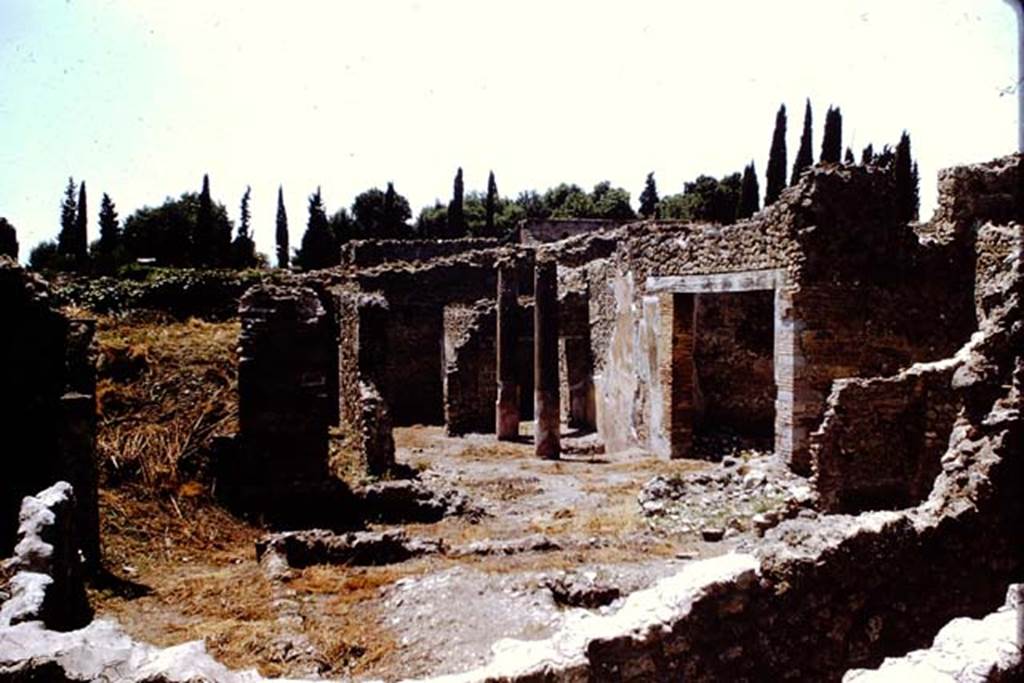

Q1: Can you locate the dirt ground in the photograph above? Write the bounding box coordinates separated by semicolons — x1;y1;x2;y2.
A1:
91;422;738;681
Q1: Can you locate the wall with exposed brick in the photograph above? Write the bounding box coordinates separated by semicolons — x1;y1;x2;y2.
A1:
443;302;497;435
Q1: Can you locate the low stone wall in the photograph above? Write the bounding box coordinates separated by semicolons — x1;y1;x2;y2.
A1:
340;237;502;269
810;353;966;514
520;218;626;245
844;584;1023;681
0;482;91;631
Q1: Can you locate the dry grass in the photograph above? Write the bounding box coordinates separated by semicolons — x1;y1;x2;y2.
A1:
90;311;239;491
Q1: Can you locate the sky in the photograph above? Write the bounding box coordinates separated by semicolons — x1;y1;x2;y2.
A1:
0;1;1019;262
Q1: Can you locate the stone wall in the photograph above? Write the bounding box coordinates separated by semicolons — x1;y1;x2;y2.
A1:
443;301;497;436
519;218;626;245
340;237;502;269
595;162;984;469
336;289;394;476
0;259;98;572
232;284;353;525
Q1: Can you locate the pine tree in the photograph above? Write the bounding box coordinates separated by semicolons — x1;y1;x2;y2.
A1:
195;174;214;265
97;193;119;256
296;187;336;270
73;181;88;264
790;99;813;185
765;104;787;205
861;144;875;165
485;171;499;236
447;167;465;238
275;185;289;269
820;106;843;164
638;172;659;218
58;177;77;260
893;131;919;223
738;162;760;219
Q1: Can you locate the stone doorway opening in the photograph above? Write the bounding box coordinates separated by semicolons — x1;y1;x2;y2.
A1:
646;269;800;463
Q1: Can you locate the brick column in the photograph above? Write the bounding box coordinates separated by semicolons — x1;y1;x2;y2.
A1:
534;258;560;459
495;260;520;439
658;292;695;459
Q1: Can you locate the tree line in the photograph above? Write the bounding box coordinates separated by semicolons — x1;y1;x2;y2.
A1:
18;98;919;272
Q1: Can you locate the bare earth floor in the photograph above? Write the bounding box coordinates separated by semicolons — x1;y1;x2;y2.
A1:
91;424;797;681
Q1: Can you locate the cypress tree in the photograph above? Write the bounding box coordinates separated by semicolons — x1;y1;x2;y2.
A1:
638;172;659;218
861;144;875;165
893;131;919;223
195;174;214;265
790;99;813;185
74;181;88;264
98;193;119;256
738;162;760;219
296;187;336;270
275;185;289;269
447;167;465;238
383;182;400;238
231;186;256;268
844;148;855;165
485;171;498;236
820;106;843;164
58;177;77;260
765;104;787;206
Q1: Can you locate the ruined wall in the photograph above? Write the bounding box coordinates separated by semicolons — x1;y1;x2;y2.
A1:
336;289;394;475
520;218;626;245
443;302;497;436
0;259;98;571
232;284;352;524
596;163;983;467
340;237;501;269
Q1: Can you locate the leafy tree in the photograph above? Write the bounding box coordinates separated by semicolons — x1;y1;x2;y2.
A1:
893;131;919;223
29;241;60;270
657;173;741;224
844;148;855;164
514;190;547;220
329;208;358;244
738;162;760;219
121;192;232;267
295;187;336;270
447;167;466;238
765;104;787;205
73;181;88;265
484;171;498;237
639;172;659;218
590;181;635;219
230;186;258;268
275;186;289;269
352;185;412;239
790;99;813;185
820;106;843;163
0;217;18;260
57;177;77;262
415;202;448;238
861;144;875;165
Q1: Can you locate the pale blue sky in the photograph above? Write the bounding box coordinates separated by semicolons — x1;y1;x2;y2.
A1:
0;1;1018;261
